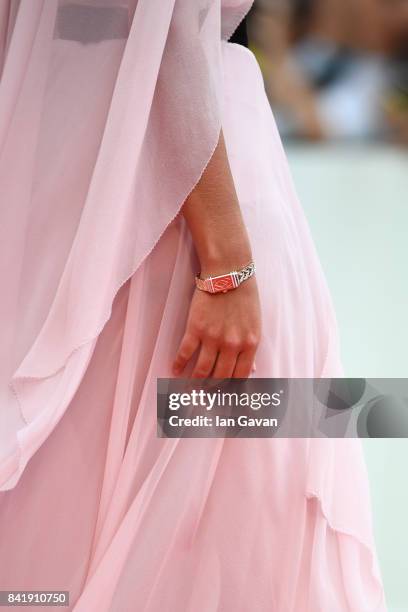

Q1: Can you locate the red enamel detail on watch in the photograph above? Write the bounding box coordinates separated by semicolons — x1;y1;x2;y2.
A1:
195;262;255;294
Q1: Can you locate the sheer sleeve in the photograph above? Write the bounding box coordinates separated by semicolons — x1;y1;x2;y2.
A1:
0;0;253;489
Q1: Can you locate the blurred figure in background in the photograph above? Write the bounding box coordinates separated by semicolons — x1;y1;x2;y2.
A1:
248;0;408;143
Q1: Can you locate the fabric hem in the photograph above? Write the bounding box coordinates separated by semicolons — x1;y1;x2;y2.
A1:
306;490;387;612
222;1;255;42
3;122;223;490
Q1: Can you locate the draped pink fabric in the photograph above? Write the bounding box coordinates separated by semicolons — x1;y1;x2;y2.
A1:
0;1;387;610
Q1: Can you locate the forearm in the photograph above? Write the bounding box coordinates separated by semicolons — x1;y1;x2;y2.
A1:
175;131;261;378
182;131;253;276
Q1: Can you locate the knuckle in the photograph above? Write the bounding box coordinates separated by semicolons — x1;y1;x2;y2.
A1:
204;326;221;342
176;353;188;364
181;333;197;351
191;319;206;335
176;347;192;363
222;336;241;351
192;325;205;337
195;358;214;377
243;332;260;349
193;368;210;379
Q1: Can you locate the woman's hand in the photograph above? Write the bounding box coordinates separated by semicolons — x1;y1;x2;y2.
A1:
173;130;261;378
172;276;261;378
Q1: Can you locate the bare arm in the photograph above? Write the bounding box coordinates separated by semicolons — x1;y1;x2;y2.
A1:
172;131;262;378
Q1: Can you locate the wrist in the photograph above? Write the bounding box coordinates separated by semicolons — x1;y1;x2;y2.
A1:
196;260;256;294
197;244;253;278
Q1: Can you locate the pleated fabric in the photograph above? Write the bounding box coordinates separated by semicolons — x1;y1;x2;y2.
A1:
0;1;387;610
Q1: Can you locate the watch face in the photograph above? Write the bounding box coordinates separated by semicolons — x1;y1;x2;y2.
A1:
212;274;236;292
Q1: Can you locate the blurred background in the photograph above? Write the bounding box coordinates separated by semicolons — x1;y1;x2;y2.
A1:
247;0;408;143
245;2;408;610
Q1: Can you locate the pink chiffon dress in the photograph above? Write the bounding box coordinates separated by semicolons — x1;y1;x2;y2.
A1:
0;1;387;610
